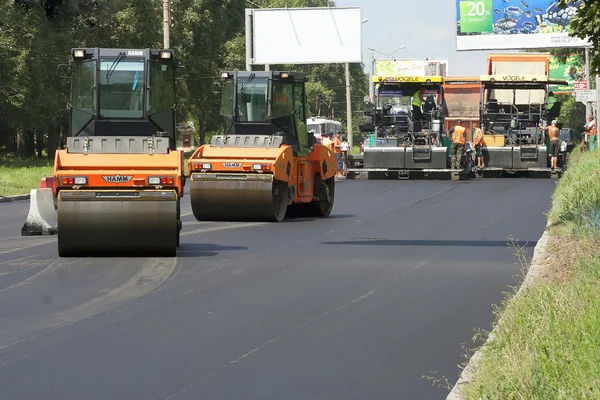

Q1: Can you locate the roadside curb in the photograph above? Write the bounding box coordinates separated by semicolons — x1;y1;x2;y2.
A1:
0;194;30;203
446;220;552;400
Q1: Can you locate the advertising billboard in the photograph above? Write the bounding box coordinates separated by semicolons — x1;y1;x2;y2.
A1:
456;0;590;50
549;54;584;94
249;7;363;65
374;59;449;77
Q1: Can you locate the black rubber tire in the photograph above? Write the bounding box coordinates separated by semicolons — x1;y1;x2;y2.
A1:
270;180;289;222
309;176;335;217
286;175;335;218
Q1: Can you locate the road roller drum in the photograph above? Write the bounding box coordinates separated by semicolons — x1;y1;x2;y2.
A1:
57;190;179;257
190;174;288;222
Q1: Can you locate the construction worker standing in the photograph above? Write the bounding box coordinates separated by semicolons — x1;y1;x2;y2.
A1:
446;120;466;169
412;89;424;127
333;131;344;176
321;132;334;152
539;120;561;169
473;123;485;169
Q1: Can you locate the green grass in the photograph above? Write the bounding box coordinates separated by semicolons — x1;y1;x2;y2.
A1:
0;149;197;198
0;156;53;197
458;145;600;399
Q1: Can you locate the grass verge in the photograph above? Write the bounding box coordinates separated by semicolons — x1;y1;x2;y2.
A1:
0;149;197;198
457;146;600;399
0;156;53;197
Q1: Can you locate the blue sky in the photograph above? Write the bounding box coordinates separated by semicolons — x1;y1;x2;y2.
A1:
334;0;509;76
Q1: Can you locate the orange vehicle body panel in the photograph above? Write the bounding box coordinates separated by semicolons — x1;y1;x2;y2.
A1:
487;53;550;75
189;143;336;204
52;149;185;197
443;76;482;142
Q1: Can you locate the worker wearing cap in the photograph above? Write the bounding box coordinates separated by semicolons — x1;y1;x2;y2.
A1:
473;123;485;169
539;120;561;169
446;120;466;169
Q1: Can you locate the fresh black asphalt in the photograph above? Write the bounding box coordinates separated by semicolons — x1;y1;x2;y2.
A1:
0;178;556;399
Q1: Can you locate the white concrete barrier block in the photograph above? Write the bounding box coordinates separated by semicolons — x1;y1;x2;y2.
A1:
21;188;58;236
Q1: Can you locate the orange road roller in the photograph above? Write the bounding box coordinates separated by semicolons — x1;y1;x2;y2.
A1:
53;47;184;257
188;71;337;222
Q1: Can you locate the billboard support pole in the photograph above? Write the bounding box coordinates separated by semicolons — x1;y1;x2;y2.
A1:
245;9;253;72
346;62;353;151
586;47;592;118
596;73;599;150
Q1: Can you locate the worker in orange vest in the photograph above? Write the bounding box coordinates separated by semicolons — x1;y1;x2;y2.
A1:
473;123;485;169
333;131;343;176
446;120;466;169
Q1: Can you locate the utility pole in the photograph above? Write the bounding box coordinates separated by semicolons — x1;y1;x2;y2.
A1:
368;50;375;101
162;0;170;49
596;73;599;150
245;9;253;72
345;62;353;150
585;47;591;118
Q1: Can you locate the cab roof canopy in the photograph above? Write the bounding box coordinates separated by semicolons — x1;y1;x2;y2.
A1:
70;48;174;60
479;74;568;89
221;71;306;81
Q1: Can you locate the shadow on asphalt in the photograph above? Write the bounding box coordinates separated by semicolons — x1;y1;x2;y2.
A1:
285;214;356;222
177;243;248;258
321;239;537;248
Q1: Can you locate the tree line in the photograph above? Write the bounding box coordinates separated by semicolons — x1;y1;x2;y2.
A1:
0;0;369;159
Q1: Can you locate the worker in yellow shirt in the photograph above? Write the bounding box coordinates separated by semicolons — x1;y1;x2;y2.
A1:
412;89;424;129
321;132;334;153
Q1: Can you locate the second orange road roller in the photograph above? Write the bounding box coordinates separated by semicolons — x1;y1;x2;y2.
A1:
188;71;337;222
53;47;184;257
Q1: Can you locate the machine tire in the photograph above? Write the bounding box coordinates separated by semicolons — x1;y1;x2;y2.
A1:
310;176;335;217
270;180;289;222
287;175;335;218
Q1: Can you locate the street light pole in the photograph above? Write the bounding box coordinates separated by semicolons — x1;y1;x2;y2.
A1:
345;19;368;152
162;0;170;49
585;47;591;119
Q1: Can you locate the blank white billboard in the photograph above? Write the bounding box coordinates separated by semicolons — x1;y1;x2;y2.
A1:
248;7;363;65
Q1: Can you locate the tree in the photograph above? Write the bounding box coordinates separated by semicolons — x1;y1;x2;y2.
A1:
558;94;587;139
559;0;600;73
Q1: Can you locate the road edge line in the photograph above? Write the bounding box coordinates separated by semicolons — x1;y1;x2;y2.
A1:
446;219;552;400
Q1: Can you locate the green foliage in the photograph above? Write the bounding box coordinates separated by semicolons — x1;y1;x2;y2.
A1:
559;0;600;73
0;0;369;159
549;148;600;227
0;155;53;196
557;94;587;139
462;150;600;400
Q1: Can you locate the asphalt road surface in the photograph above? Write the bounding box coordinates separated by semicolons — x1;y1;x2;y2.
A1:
0;178;555;399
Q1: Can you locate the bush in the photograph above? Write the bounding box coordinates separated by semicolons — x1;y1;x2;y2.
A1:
549;146;600;227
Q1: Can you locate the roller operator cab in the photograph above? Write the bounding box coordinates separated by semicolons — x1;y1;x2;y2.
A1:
54;48;184;257
188;71;337;222
355;76;458;175
479;74;568;172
